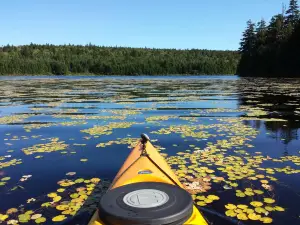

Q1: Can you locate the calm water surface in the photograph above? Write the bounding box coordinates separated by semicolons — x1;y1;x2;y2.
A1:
0;76;300;225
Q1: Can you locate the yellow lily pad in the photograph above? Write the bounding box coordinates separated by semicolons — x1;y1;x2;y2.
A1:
207;195;220;201
31;214;42;220
260;217;273;224
225;210;237;217
265;206;274;211
56;205;69;211
0;214;9;221
237;205;248;209
237;213;248;220
196;201;207;206
52;215;67;222
254;190;264;195
225;204;237;210
47;192;57;198
248;213;261;220
264;198;275;204
250;201;263;207
274;206;285;212
35;217;46;223
255;207;267;214
53;196;62;202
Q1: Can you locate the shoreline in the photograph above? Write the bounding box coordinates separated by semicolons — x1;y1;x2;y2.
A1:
0;74;237;77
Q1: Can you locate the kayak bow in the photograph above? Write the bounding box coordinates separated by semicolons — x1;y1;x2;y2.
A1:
88;134;208;225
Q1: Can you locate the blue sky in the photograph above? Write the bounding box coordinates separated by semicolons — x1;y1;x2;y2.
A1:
0;0;291;50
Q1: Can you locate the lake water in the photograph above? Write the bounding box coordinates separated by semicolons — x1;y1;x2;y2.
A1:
0;76;300;225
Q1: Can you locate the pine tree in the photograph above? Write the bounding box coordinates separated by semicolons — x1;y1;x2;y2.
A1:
267;14;285;43
285;0;300;26
256;19;267;48
239;20;256;54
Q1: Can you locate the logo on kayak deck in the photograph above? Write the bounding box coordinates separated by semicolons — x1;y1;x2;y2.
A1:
138;170;153;174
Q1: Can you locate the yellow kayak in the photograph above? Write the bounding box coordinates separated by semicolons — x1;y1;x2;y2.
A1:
88;134;208;225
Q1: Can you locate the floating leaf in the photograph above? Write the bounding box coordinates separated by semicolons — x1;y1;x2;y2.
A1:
260;217;273;224
53;196;62;202
237;205;248;209
248;213;261;220
255;207;267;214
52;215;67;222
254;190;264;195
41;202;52;207
75;178;84;183
237;213;248;220
196;196;206;201
265;206;274;211
260;180;269;184
18;214;30;223
246;209;255;214
25;210;34;215
61;210;72;215
35;217;46;223
70;193;79;198
225;204;237;210
236;192;246;197
7;219;18;224
274;206;285;212
250;201;263;207
196;201;207;206
207;195;220;201
204;198;213;204
57;188;65;193
56;205;69;211
264;198;275;204
235;209;244;214
245;191;255;196
31;214;42;220
90;178;101;183
1;177;11;181
225;210;237;217
47;192;57;198
6;208;18;215
0;214;9;221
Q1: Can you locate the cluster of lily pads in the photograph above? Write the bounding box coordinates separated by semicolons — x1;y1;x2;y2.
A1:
22;138;68;155
81;122;139;136
0;175;102;224
1;77;300;224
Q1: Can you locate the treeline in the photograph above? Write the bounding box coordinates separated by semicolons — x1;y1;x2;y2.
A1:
237;0;300;77
0;44;239;75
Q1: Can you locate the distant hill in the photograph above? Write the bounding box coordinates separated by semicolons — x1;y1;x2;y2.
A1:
0;44;239;75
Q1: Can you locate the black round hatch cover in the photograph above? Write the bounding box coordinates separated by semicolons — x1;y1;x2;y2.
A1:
98;182;193;225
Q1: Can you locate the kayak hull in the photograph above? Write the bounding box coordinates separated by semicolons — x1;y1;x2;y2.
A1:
88;140;208;225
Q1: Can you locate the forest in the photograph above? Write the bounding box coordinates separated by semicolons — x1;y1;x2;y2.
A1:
0;44;239;76
237;0;300;77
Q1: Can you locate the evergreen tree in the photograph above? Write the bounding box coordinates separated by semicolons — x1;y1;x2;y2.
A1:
256;19;267;49
268;14;286;43
286;0;300;26
0;44;240;75
238;0;300;77
239;20;256;54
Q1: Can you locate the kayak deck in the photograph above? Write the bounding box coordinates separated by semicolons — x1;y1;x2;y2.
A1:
88;139;208;225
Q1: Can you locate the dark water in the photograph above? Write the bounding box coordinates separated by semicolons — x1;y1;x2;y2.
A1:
0;76;300;225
